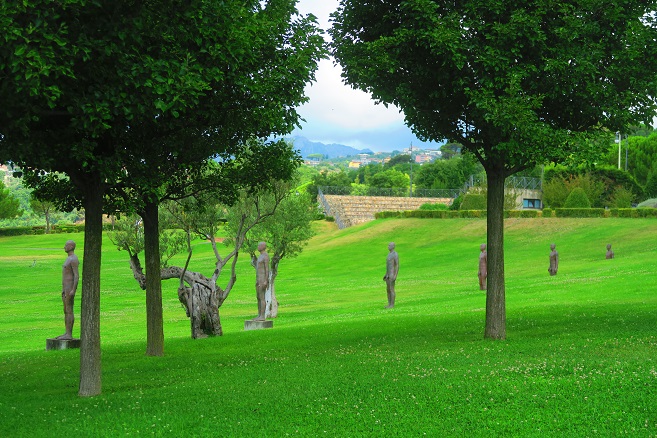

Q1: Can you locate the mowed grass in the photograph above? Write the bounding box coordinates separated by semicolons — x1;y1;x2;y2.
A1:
0;217;655;437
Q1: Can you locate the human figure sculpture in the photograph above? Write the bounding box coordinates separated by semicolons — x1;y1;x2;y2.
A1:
548;243;559;276
383;242;399;308
478;243;487;291
253;241;270;321
606;243;614;259
56;240;79;340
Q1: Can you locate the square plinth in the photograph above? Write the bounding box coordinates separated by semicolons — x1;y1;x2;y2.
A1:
46;338;81;351
244;320;273;331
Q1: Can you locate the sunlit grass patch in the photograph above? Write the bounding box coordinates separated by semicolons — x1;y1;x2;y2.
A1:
0;218;656;436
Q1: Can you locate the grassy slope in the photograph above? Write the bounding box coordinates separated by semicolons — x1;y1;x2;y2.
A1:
0;218;655;436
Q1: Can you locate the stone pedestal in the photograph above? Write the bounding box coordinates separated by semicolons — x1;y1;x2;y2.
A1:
46;338;80;351
244;320;273;331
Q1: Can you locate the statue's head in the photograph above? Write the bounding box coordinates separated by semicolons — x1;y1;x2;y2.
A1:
388;242;395;251
607;243;612;250
258;241;267;252
480;243;486;251
64;240;76;252
550;243;556;251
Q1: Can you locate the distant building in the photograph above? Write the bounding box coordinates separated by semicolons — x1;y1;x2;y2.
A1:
304;158;321;166
348;161;362;168
414;154;433;164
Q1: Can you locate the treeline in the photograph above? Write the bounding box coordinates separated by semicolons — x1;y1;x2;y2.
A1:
307;148;484;199
305;129;657;210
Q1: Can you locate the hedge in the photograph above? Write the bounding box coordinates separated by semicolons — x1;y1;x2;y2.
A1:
555;208;606;218
0;223;94;237
375;208;657;220
610;208;657;218
505;210;540;218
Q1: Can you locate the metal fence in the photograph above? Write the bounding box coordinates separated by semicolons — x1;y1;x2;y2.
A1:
320;176;541;200
319;186;461;198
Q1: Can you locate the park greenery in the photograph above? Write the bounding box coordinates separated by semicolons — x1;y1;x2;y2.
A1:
1;217;656;435
331;0;657;339
0;0;324;396
1;0;657;408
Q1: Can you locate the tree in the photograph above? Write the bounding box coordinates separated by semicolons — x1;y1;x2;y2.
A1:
368;169;410;195
1;0;324;395
0;181;22;219
29;195;59;234
113;177;293;338
227;180;316;318
604;132;657;186
415;155;481;190
331;0;657;339
440;142;462;160
385;154;411;168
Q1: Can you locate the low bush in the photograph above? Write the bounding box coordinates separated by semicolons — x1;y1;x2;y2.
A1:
564;187;591;208
418;203;449;211
505;210;539;218
541;208;553;218
375;211;401;219
458;210;486;218
610;208;657;218
459;193;486;210
0;226;34;236
555;208;606;218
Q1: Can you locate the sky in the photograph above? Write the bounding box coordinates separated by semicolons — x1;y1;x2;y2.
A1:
292;0;444;153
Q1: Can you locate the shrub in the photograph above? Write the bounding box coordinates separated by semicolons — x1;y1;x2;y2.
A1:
542;177;569;208
645;173;657;198
449;194;463;210
635;208;657;218
608;186;634;208
459;210;486;218
505;210;539;218
541;208;553;218
0;226;34;236
418;203;449;211
555;208;605;218
349;183;368;196
459;193;486;210
375;211;401;219
564;187;591;208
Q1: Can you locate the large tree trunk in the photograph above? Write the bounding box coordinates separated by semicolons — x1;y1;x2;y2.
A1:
142;200;164;356
78;172;103;397
484;165;506;340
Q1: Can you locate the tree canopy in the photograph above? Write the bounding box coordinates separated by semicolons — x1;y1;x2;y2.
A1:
0;181;22;219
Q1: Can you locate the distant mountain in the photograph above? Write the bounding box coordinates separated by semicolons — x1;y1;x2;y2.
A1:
286;136;373;159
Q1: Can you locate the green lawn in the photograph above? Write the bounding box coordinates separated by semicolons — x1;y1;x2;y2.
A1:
0;218;655;436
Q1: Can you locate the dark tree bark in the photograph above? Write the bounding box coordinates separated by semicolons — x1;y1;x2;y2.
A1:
484;164;506;340
78;171;103;397
142;200;164;356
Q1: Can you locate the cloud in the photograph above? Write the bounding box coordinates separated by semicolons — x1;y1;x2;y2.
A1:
293;0;444;152
301;59;405;131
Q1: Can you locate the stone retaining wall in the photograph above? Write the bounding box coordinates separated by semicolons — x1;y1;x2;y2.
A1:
324;195;452;228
